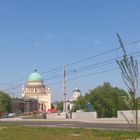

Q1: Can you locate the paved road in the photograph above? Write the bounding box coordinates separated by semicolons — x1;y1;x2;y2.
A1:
1;120;140;130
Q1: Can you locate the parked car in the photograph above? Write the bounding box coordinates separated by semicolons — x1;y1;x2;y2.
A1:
8;113;16;117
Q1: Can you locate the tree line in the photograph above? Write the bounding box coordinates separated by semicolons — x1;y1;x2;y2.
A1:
71;82;133;117
56;82;140;118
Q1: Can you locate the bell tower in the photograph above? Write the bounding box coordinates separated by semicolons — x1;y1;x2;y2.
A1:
21;83;25;97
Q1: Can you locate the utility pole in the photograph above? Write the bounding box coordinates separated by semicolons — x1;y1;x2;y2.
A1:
63;65;67;112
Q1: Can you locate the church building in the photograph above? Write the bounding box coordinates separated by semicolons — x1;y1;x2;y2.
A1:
21;69;51;112
69;87;81;110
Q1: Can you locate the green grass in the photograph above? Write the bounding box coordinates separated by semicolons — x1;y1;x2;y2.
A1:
0;124;140;140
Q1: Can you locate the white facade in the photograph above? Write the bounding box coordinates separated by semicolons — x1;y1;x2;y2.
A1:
21;70;51;112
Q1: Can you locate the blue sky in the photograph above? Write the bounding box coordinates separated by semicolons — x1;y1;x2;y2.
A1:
0;0;140;101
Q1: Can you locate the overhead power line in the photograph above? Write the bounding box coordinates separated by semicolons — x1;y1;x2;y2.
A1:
0;39;140;90
67;51;140;75
67;39;140;67
2;55;140;94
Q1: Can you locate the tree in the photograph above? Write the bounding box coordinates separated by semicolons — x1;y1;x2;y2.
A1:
71;95;88;112
56;101;63;112
116;33;139;130
85;82;128;117
0;91;12;117
72;82;128;117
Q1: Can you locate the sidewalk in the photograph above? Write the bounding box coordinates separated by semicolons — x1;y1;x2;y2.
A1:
1;117;140;124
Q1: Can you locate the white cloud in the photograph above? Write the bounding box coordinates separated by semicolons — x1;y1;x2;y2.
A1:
34;34;54;48
34;41;40;46
44;34;54;40
34;41;47;48
93;40;101;45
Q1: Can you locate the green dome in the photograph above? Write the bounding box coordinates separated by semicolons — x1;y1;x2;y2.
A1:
28;69;43;81
73;88;81;93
